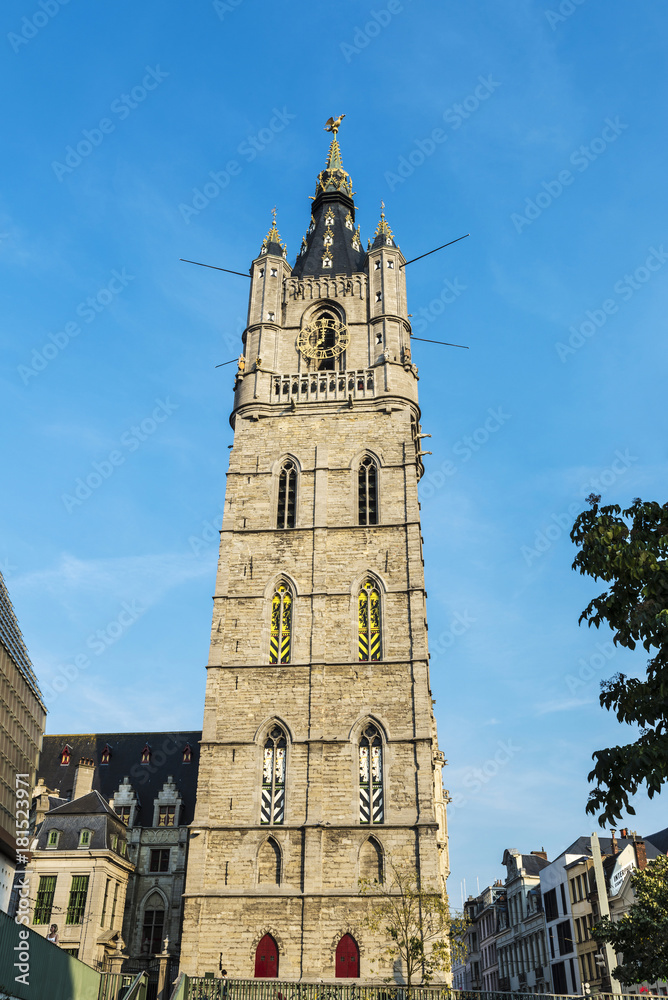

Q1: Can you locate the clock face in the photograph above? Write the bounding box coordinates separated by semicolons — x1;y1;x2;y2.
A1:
297;317;349;360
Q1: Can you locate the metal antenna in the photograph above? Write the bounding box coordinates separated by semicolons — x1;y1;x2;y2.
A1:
180;258;250;278
401;233;469;268
411;336;469;350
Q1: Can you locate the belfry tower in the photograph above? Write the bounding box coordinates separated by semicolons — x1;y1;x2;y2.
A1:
181;122;449;981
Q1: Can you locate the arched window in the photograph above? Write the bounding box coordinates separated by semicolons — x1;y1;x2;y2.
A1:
359;723;384;824
141;891;165;954
258;837;281;884
358;580;381;661
336;933;360;978
276;461;296;528
316;312;338;371
60;745;71;766
261;726;286;825
270;585;292;664
358;457;378;525
255;933;279;978
359;836;383;882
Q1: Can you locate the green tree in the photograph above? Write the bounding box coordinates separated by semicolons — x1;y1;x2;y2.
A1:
570;496;668;825
359;858;466;987
592;854;668;985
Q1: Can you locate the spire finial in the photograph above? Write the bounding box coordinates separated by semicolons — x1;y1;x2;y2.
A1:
261;207;287;257
324;114;346;136
374;203;395;244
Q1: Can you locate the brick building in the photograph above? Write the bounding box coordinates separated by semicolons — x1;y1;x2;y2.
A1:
181;121;449;980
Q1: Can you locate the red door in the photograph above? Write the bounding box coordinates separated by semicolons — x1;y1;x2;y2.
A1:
335;934;359;978
254;934;279;978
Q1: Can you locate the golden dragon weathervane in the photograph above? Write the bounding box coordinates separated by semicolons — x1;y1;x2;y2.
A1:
324;114;345;135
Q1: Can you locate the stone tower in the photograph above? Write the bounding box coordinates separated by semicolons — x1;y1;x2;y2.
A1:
181;124;449;981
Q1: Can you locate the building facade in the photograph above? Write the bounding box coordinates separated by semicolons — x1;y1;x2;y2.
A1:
0;571;46;912
181;123;449;980
33;730;200;976
463;882;506;991
496;849;551;994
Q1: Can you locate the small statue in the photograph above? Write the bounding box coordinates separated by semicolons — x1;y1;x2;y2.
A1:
403;345;411;364
255;356;262;370
237;354;246;373
383;346;391;362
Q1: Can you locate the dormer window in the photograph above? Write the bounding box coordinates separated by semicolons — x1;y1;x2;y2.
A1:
182;744;192;764
158;806;176;827
322;254;332;269
60;745;71;766
352;239;360;251
325;212;334;226
261;247;268;255
115;805;131;825
101;744;111;765
270;267;277;277
141;744;152;765
387;260;394;269
386;238;392;246
78;829;91;848
267;311;275;322
345;214;354;230
374;260;381;270
323;229;333;246
47;829;60;849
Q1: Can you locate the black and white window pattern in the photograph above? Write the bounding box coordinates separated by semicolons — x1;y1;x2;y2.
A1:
359;723;384;824
261;726;286;825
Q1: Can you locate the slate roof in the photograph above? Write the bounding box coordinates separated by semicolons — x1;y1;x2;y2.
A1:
38;731;201;827
556;835;660;863
0;570;44;705
646;826;668;854
521;853;550;875
37;791;128;853
292;136;366;279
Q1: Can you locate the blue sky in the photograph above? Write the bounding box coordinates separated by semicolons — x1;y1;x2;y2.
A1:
1;1;667;905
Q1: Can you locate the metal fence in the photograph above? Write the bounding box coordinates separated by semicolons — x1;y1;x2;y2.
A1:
175;982;664;1000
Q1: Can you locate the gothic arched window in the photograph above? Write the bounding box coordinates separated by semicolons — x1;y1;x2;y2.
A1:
358;457;378;525
358;580;381;661
359;835;383;882
359;723;384;824
270;585;292;664
261;725;286;825
258;836;281;884
277;461;296;529
141;891;165;954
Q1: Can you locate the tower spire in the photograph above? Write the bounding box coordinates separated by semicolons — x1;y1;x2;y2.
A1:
372;200;397;249
260;206;287;258
293;116;363;278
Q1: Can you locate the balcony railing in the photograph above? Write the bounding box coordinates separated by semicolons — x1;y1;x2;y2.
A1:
177;980;668;1000
272;369;375;404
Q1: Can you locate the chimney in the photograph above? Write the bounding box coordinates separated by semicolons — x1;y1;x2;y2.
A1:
531;849;548;860
610;829;618;855
72;758;95;800
634;840;647;870
620;827;628;839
